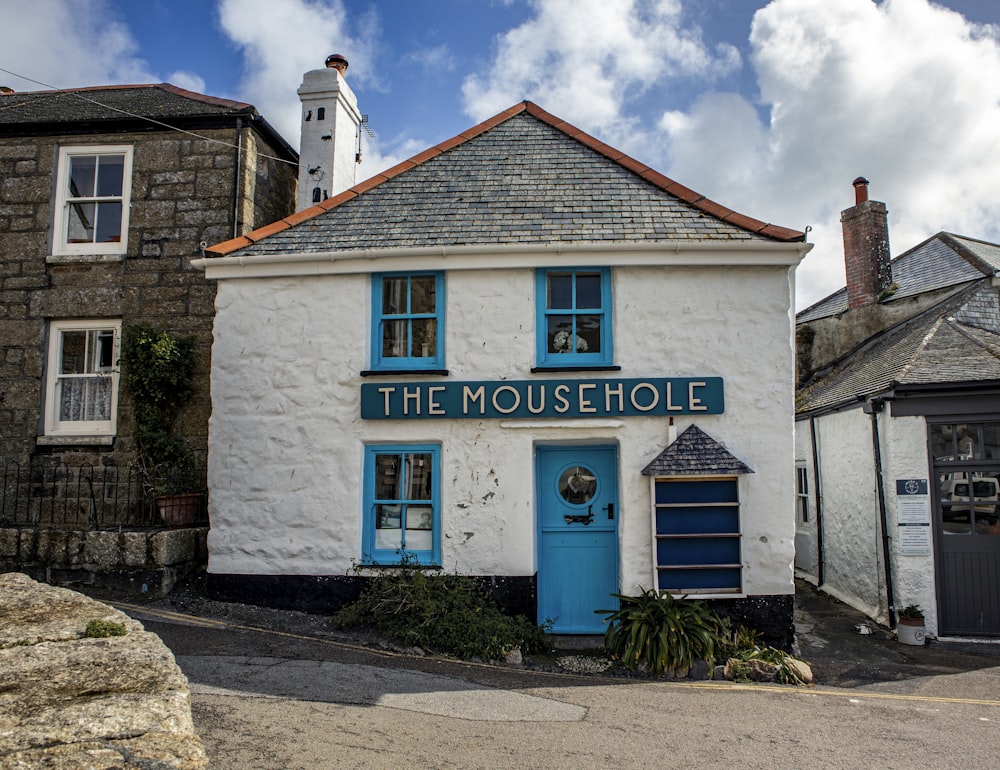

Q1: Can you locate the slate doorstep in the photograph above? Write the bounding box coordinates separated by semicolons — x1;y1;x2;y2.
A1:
0;572;207;769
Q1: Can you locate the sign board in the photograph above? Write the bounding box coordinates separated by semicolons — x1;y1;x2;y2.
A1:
361;377;724;420
896;479;931;555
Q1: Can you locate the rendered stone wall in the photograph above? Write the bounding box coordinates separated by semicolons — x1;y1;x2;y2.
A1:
207;261;798;601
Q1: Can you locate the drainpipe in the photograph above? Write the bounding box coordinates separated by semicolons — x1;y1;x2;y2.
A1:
809;416;825;586
232;117;243;238
865;397;898;627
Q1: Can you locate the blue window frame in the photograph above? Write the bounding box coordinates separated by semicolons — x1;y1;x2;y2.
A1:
371;272;444;370
653;477;742;594
362;444;440;565
535;268;612;367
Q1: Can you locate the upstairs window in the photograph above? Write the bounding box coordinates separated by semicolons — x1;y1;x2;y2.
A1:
44;319;121;436
362;445;440;565
53;145;133;256
371;272;445;371
535;268;612;368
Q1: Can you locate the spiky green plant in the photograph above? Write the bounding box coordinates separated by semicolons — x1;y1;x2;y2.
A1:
597;589;726;677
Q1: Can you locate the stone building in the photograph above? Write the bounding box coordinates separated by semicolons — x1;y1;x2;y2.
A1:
795;179;1000;638
0;83;297;587
196;89;811;644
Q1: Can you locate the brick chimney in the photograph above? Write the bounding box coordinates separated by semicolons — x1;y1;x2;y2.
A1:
842;177;892;309
296;54;361;211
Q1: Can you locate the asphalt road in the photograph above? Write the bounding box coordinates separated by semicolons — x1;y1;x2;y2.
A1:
128;605;1000;770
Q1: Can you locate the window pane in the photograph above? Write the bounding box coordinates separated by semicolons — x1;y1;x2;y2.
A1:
58;377;110;422
60;331;87;374
96;330;115;370
940;469;972;534
406;453;433;500
547;274;572;309
66;202;95;243
576;273;602;308
410;275;436;314
68;156;96;198
374;455;401;499
547;315;573;353
96;155;124;196
94;201;123;243
930;423;954;462
576;315;601;353
382;277;408;315
375;504;403;550
382;320;408;358
411;319;436;358
984;424;1000;460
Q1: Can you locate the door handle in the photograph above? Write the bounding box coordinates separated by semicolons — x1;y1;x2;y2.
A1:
604;503;614;520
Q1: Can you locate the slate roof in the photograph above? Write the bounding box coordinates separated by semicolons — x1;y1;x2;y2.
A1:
796;284;1000;414
797;233;997;323
208;101;804;257
641;425;754;476
0;83;296;159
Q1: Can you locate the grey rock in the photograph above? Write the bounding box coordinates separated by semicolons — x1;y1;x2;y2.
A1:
504;647;523;665
687;658;712;680
0;572;207;768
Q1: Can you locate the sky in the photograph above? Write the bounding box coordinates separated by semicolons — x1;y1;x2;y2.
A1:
2;0;1000;310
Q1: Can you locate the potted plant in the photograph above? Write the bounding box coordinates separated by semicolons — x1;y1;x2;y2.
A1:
896;604;926;646
118;324;201;525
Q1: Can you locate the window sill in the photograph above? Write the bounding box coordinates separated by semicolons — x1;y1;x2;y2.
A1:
530;365;621;373
357;561;442;570
37;435;115;447
47;253;125;265
361;369;450;377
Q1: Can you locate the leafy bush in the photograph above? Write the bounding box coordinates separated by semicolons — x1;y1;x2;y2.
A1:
84;619;128;638
334;564;551;661
597;589;726;677
118;324;197;492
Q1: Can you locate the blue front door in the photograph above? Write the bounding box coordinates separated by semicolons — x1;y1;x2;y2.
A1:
536;446;619;633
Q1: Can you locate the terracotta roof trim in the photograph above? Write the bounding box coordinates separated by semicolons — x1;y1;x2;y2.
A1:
206;99;805;257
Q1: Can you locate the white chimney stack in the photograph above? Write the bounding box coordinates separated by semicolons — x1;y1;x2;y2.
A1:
297;54;361;211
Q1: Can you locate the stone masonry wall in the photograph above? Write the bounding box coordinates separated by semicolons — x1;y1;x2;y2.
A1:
0;124;296;473
0;526;209;598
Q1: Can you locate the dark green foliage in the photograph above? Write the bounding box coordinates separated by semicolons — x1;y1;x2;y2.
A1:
597;589;726;677
84;619;128;638
898;604;924;619
334;565;552;661
118;324;197;487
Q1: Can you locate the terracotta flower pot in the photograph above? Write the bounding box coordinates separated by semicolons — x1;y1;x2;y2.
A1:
897;616;926;646
157;493;203;526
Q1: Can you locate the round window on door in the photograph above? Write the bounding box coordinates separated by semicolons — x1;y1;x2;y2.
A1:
558;464;598;506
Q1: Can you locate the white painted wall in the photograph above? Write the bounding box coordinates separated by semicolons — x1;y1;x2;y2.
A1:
795;406;940;634
207;259;798;598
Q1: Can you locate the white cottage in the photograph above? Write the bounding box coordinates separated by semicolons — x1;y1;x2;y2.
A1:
795;179;1000;639
195;60;810;642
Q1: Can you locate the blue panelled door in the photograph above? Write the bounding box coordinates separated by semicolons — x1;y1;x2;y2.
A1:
536;446;619;633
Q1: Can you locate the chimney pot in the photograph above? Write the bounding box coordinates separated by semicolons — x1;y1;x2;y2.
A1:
852;176;870;204
325;54;349;74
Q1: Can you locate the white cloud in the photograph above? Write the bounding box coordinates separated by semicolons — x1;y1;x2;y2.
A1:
0;0;156;89
661;0;1000;308
166;71;207;94
461;0;739;151
218;0;382;149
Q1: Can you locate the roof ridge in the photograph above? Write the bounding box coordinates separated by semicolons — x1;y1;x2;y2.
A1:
207;101;805;257
943;316;1000;361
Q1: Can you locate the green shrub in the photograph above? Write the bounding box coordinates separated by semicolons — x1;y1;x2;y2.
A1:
334;564;551;661
720;624;810;685
84;619;128;638
597;589;726;677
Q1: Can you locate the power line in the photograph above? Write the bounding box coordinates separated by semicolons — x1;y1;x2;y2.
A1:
0;66;299;168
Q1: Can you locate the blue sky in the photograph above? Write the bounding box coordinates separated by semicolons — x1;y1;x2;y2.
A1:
3;0;1000;308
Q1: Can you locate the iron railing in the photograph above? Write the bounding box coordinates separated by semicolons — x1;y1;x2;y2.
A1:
0;460;207;530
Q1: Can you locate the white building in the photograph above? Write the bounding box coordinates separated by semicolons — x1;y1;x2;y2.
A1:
195;63;810;642
795;179;1000;638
